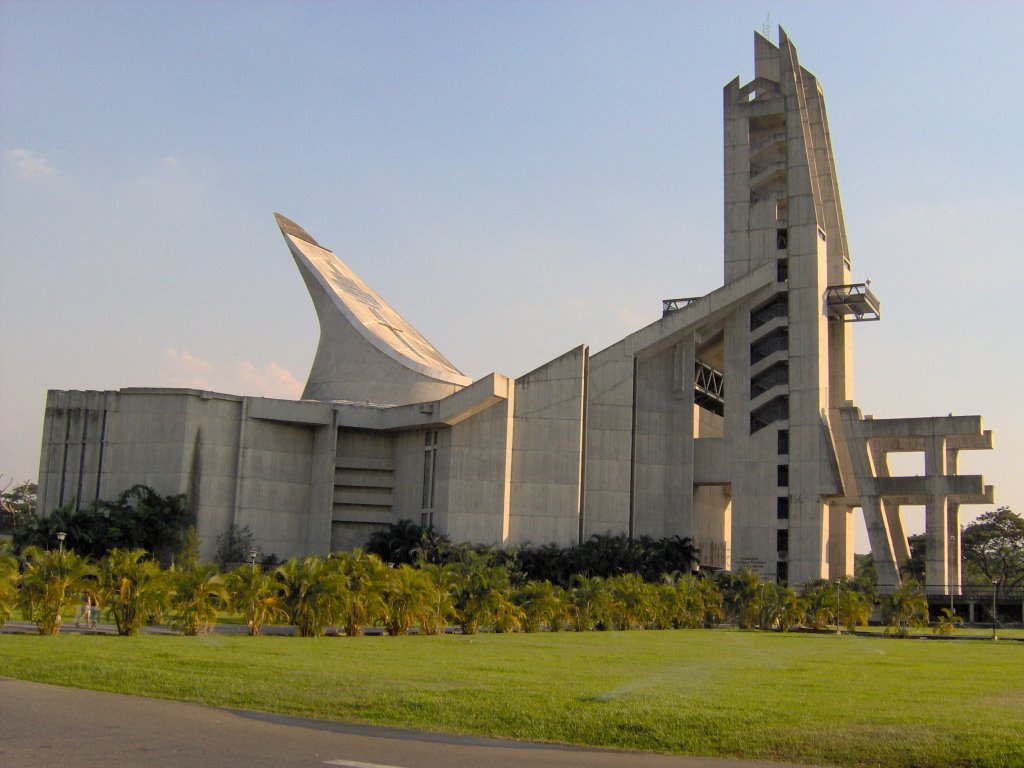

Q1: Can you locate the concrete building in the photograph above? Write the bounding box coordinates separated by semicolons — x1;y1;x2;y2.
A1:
37;30;993;594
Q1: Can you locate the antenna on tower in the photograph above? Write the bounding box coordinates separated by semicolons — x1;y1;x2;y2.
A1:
762;13;771;38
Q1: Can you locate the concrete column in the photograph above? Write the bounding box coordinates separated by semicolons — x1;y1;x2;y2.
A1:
924;435;948;595
306;419;339;555
827;503;853;579
945;445;962;596
947;502;962;596
884;500;911;570
869;444;911;570
500;385;515;544
861;495;899;594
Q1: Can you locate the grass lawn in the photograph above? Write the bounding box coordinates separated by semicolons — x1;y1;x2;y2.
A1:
2;629;1021;767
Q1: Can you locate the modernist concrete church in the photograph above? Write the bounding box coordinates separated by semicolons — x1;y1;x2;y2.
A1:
37;30;994;595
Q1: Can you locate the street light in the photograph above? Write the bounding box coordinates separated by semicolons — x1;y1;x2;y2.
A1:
56;531;67;555
248;550;258;569
991;579;998;641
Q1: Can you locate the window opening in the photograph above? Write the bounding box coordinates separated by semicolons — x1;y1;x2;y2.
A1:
776;561;788;583
750;293;789;331
777;496;789;519
750;394;789;433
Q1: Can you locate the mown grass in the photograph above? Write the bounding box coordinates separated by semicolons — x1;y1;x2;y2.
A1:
2;630;1022;767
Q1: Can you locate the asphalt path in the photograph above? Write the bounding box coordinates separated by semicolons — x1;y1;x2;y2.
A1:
0;679;812;768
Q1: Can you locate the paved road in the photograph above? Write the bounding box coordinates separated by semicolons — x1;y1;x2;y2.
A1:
0;679;809;768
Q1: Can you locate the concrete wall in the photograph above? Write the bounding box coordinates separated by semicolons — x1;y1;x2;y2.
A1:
444;398;511;544
507;346;586;545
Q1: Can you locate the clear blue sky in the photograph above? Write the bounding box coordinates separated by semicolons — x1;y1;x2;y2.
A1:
2;1;1021;551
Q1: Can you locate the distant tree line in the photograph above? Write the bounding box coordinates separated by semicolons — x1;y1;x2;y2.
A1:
11;484;191;567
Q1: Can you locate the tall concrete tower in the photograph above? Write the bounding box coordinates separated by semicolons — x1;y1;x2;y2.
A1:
720;29;872;584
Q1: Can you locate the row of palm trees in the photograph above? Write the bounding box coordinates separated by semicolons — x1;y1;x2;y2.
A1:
1;542;936;637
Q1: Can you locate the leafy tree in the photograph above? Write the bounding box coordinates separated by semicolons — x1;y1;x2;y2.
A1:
1;479;36;535
14;485;192;566
99;548;170;636
852;553;878;598
882;582;928;637
18;546;97;635
225;564;286;636
171;562;227;635
0;542;20;626
962;508;1024;597
903;534;927;584
214;524;258;570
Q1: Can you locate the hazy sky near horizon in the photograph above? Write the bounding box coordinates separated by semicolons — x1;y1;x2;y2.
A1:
2;1;1021;551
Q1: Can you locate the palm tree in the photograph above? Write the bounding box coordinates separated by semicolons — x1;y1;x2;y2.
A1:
694;575;724;627
334;550;389;636
514;580;568;632
717;568;762;629
225;564;286;636
450;550;511;635
838;588;871;632
99;548;170;636
657;572;714;629
801;580;837;630
383;564;432;636
776;586;805;631
882;582;928;637
18;546;98;635
365;519;428;566
933;607;963;636
171;562;228;635
275;555;348;637
568;574;614;631
606;573;656;630
418;562;457;635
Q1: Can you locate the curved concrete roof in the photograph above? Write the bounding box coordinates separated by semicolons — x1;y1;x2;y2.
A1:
275;213;471;404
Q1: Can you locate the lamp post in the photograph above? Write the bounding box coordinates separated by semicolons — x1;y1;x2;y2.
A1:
991;579;998;641
56;531;67;555
248;550;258;570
